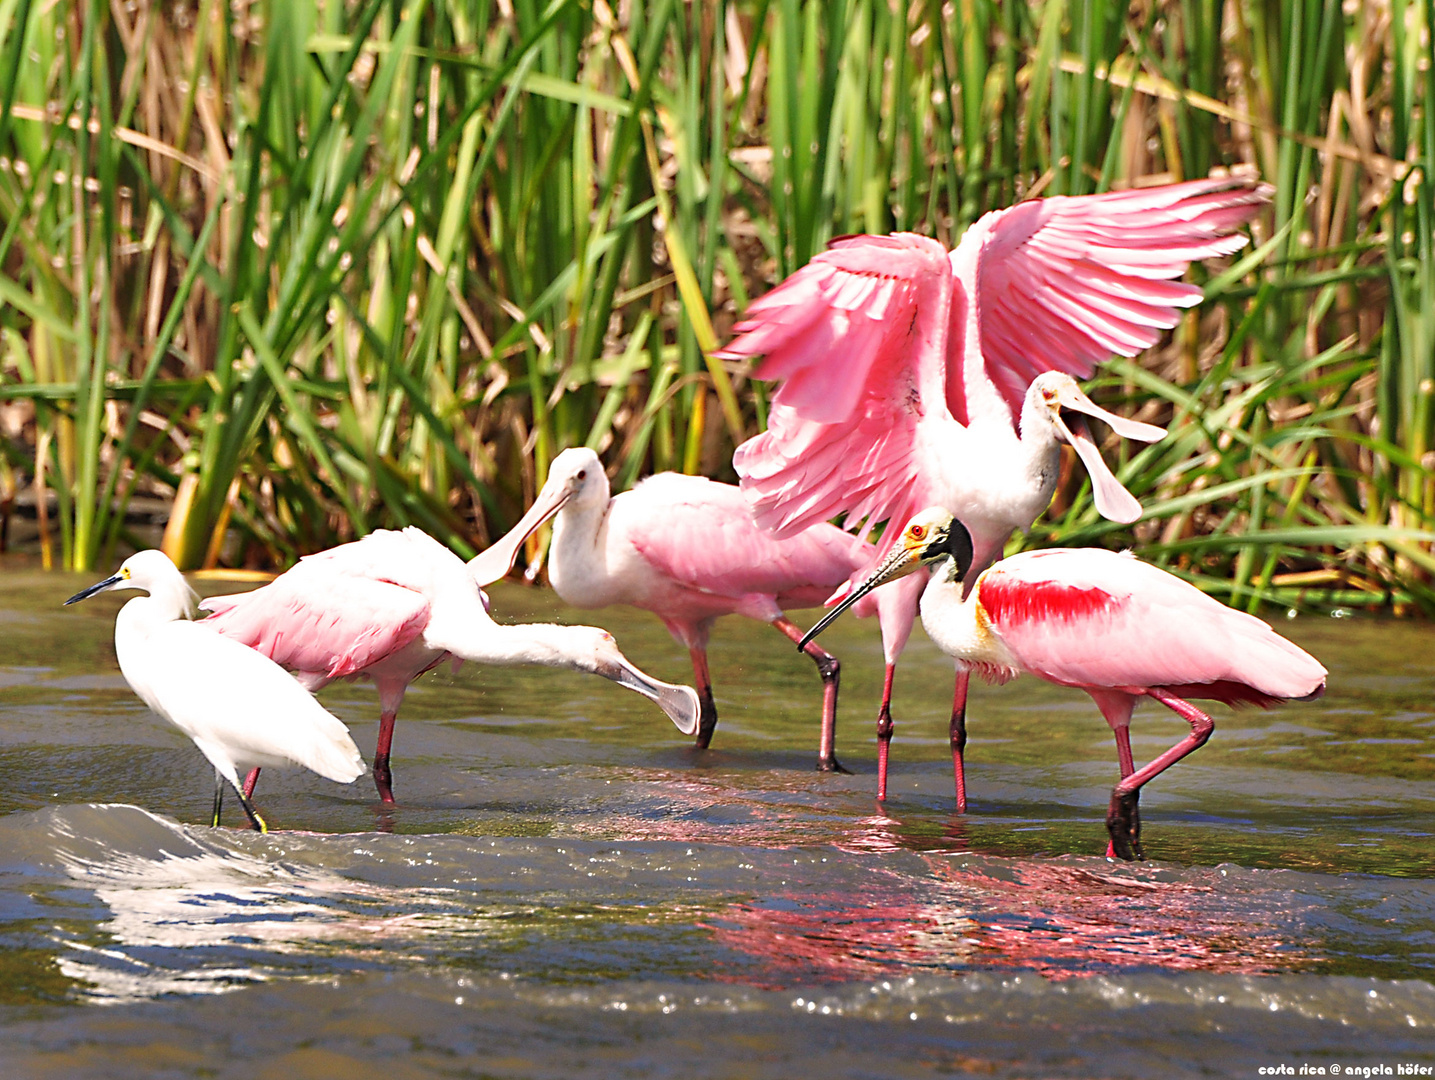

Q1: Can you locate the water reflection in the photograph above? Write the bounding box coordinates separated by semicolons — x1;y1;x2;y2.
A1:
703;854;1309;986
4;567;1435;1077
705;888;981;987
937;859;1307;978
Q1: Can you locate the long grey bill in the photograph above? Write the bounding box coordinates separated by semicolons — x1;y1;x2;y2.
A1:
467;484;572;586
797;545;917;650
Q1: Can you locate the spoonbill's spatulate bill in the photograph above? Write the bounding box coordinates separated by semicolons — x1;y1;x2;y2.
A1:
801;509;1328;860
720;176;1270;808
471;446;926;770
200;527;700;803
64;550;365;831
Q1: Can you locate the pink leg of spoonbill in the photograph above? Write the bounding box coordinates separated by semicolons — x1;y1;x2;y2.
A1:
1114;725;1136;778
950;671;970;813
772;616;847;773
876;663;896;800
373;709;398;804
689;647;718;750
1106;688;1216;861
242;768;260;800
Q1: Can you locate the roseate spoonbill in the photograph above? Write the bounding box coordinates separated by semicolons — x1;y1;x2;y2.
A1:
801;508;1327;859
64;550;365;832
468;446;926;771
720;175;1270;808
199;527;699;803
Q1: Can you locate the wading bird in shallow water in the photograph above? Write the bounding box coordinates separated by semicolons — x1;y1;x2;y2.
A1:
801;508;1327;859
719;176;1270;810
65;550;364;831
469;446;927;771
200;527;700;803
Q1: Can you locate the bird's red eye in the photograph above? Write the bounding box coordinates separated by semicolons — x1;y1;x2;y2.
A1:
576;469;587;481
910;524;926;540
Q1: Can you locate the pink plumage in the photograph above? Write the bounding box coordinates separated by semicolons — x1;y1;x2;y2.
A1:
201;572;430;682
971;545;1324;857
201;527;702;802
806;508;1326;858
721;175;1269;810
472;447;925;771
721;175;1268;559
973;548;1327;706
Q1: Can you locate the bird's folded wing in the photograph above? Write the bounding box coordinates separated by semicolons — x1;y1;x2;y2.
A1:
978;548;1325;699
962;176;1267;418
625;474;871;596
148;623;365;781
720;233;954;542
199;569;430;680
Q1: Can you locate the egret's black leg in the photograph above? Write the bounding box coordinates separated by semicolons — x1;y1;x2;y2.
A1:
211;769;224;828
232;781;268;833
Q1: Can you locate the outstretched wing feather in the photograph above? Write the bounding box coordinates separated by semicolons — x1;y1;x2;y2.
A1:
723;234;953;542
959;176;1268;417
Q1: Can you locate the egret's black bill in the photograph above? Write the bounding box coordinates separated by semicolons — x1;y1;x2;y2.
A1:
65;574;122;606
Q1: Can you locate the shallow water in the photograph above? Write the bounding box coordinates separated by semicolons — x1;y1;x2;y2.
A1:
2;561;1435;1077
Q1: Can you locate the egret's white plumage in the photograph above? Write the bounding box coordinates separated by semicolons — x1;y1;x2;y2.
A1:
65;550;364;831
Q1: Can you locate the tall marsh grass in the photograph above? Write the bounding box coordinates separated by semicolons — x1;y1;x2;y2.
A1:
0;0;1431;612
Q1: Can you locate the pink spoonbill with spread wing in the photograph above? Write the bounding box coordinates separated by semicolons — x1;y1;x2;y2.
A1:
200;527;700;802
469;446;926;771
718;175;1269;809
802;508;1327;859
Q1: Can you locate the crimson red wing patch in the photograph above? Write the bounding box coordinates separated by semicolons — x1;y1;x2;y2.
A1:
980;574;1116;628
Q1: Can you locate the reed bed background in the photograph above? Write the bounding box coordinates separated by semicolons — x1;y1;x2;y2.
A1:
0;0;1432;614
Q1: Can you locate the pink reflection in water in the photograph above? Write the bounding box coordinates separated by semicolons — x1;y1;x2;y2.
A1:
705;858;1306;985
934;859;1304;978
562;770;1309;982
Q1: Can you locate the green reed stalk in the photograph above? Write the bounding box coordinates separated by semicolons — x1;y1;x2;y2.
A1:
0;0;1429;610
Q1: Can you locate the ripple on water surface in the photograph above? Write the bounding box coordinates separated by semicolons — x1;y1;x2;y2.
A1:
2;572;1435;1076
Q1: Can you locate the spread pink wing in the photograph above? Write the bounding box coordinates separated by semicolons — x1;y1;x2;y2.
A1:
978;548;1326;702
621;474;873;599
199;565;430;682
958;176;1269;417
720;233;955;542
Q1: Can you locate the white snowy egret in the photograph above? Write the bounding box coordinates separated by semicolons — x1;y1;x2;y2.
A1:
65;550;365;831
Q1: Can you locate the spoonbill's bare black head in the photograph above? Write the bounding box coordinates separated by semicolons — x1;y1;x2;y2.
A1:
798;509;975;648
898;508;975;581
